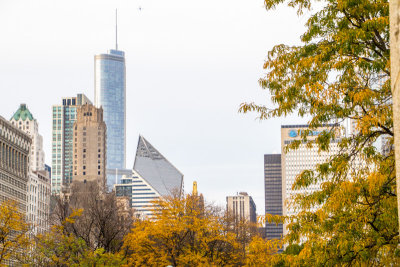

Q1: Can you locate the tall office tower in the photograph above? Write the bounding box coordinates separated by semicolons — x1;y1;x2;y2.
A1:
264;154;283;241
72;104;106;188
51;94;92;195
94;47;126;186
10;104;51;234
281;124;342;235
10;104;45;172
226;192;257;223
0;115;31;212
134;135;184;197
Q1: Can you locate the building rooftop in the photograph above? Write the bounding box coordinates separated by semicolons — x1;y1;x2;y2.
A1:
11;104;34;121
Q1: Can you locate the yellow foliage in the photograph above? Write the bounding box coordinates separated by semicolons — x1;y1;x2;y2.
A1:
0;200;30;265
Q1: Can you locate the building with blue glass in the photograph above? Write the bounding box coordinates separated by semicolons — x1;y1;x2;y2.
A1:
94;49;126;186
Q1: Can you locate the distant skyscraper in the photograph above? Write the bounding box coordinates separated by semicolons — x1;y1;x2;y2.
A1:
226;192;257;223
264;154;283;243
94;48;126;185
72;104;106;188
51;94;92;194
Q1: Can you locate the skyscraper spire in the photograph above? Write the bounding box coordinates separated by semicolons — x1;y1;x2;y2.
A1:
115;9;118;50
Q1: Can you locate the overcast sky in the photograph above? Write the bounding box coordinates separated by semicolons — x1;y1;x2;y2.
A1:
0;0;309;212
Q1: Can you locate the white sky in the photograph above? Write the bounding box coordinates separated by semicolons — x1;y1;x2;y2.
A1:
0;0;308;213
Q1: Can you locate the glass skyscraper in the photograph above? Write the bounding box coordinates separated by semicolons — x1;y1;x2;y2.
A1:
51;94;91;194
94;49;126;186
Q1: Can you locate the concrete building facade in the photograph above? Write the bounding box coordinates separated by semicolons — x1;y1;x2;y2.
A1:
72;104;106;188
10;104;44;172
10;104;51;234
226;192;257;223
0;115;31;212
51;94;91;194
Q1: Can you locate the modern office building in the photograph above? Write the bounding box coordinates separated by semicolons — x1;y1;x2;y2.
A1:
72;104;106;188
10;104;51;234
0;115;31;212
94;48;126;186
281;124;342;235
264;154;283;241
115;170;161;218
114;135;184;218
226;192;257;223
51;94;92;194
134;135;184;197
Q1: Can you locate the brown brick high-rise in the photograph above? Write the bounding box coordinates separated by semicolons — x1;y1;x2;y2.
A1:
73;104;106;189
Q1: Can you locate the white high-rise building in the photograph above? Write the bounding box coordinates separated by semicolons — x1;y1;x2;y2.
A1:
10;104;44;172
281;124;343;235
10;104;50;234
226;192;257;223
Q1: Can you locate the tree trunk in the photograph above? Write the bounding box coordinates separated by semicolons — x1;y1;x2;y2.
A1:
390;0;400;233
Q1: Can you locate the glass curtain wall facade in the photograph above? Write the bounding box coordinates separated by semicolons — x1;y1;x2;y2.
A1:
94;49;126;187
51;94;91;194
264;154;283;244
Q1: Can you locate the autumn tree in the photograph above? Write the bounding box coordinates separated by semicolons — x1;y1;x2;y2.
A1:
30;209;125;266
123;193;245;266
51;182;133;253
0;200;30;265
240;0;399;265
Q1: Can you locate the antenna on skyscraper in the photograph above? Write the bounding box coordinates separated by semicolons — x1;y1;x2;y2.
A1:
115;9;118;50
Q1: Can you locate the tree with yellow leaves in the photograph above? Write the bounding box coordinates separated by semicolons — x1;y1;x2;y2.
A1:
240;0;399;265
123;193;248;266
0;200;30;265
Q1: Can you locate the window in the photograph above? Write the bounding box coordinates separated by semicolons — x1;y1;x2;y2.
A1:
83;149;86;153
83;166;86;170
98;171;101;175
98;166;100;169
83;154;86;158
98;154;100;158
98;149;101;152
83;172;86;175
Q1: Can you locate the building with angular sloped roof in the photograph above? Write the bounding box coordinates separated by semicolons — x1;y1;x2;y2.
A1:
114;136;184;218
133;135;184;196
